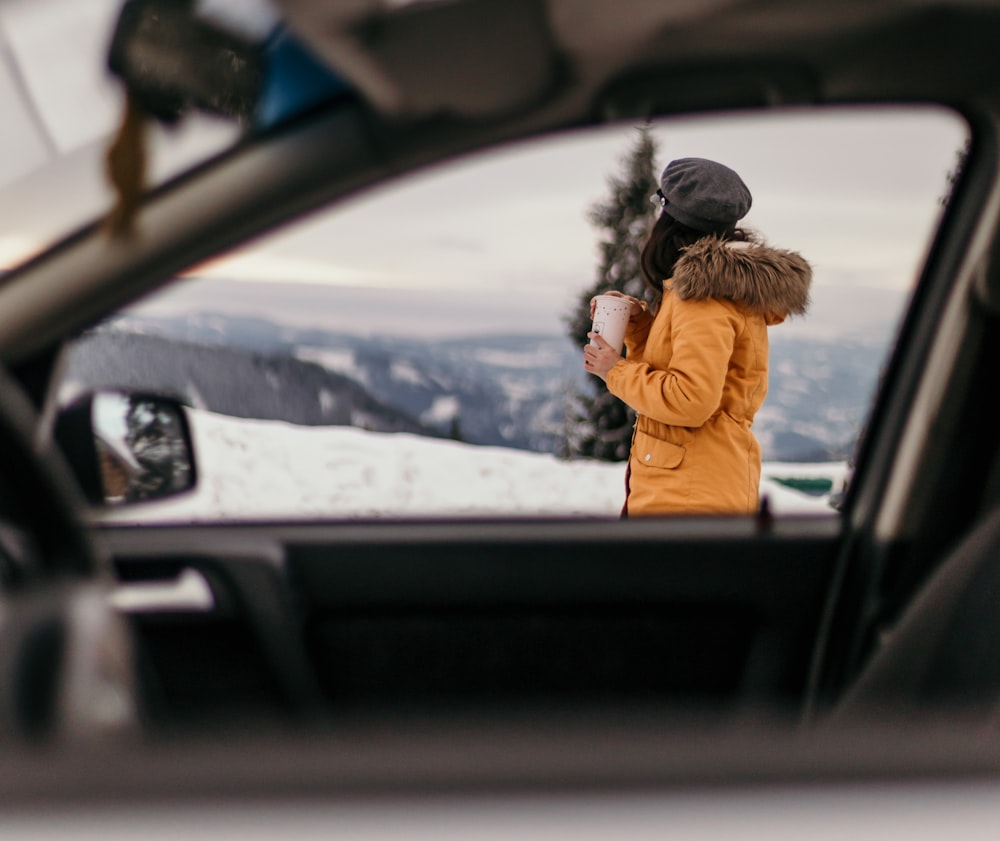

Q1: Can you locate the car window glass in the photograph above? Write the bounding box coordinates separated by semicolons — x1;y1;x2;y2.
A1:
61;105;968;523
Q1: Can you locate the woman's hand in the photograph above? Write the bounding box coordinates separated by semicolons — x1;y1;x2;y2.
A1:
589;290;645;322
583;333;622;381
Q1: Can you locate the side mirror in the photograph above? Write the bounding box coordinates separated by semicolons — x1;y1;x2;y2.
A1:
54;392;196;507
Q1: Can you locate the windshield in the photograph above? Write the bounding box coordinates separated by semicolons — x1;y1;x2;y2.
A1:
0;0;253;268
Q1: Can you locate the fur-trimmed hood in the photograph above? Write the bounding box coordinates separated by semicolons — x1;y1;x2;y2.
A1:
669;234;812;322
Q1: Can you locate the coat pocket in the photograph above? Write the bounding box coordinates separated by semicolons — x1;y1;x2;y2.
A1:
633;429;686;470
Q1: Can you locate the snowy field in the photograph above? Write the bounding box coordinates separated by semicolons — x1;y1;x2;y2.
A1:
99;409;848;523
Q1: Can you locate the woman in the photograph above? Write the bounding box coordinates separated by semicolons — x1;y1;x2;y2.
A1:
583;157;812;516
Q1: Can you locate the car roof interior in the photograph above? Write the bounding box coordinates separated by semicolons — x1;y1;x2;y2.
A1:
278;0;1000;118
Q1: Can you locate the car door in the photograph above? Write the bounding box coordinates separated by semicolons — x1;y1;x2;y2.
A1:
17;98;960;730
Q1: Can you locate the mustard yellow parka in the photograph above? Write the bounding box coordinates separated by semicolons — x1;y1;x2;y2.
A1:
605;235;812;516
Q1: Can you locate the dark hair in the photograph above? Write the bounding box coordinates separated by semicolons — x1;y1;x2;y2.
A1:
640;213;749;299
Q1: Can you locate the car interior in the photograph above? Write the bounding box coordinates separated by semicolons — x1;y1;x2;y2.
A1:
3;0;1000;828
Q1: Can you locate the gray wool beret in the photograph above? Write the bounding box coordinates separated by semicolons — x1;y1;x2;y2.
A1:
653;157;752;232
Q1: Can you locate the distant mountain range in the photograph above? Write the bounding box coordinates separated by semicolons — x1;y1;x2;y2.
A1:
62;310;890;462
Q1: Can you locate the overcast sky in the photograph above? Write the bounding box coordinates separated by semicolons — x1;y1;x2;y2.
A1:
0;0;969;340
236;106;964;298
171;106;965;337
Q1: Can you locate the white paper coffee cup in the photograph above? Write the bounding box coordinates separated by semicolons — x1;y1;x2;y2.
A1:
591;294;631;354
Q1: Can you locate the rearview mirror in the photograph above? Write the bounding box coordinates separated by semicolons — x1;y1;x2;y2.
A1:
54;392;196;507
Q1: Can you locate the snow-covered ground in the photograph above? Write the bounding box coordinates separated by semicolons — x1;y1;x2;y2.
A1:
99;409;848;523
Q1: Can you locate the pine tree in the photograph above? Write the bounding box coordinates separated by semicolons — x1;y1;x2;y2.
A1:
564;124;658;461
940;136;970;208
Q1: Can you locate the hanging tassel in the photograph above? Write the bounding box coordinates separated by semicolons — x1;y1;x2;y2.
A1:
105;91;148;238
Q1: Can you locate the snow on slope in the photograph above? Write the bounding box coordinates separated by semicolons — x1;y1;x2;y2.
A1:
99;409;847;523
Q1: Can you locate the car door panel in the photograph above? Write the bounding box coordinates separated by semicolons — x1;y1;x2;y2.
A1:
100;516;840;725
